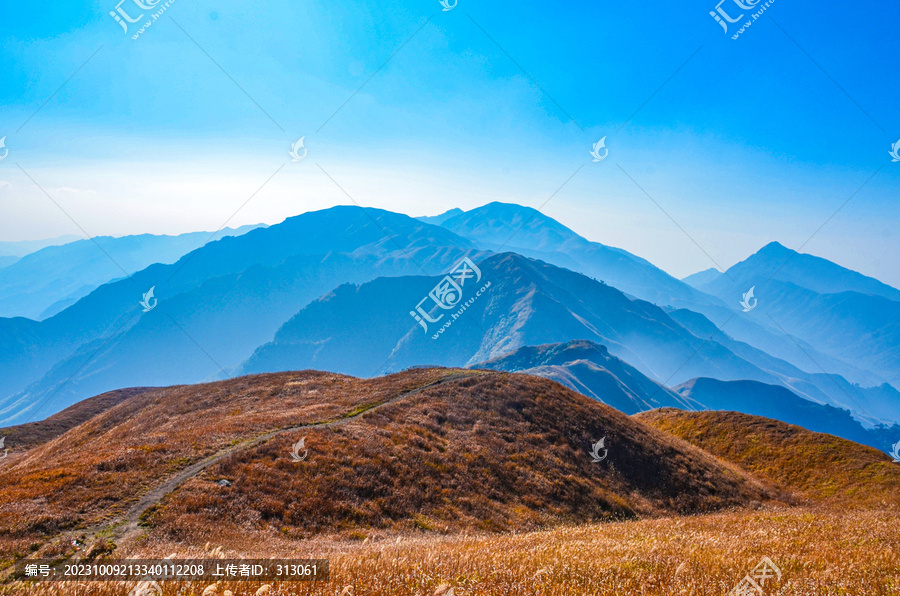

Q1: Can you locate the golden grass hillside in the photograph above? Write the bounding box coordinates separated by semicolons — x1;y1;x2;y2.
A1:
7;508;900;595
0;369;457;559
146;372;778;546
0;370;780;565
636;408;900;508
3;375;900;595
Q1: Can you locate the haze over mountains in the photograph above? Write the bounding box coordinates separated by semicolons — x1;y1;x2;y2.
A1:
0;235;81;259
0;208;481;424
688;241;900;387
0;225;264;320
472;340;703;414
431;204;881;389
0;203;897;455
470;339;895;451
0;235;81;270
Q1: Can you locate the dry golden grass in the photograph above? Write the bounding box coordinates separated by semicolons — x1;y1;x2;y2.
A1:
0;369;463;558
149;373;778;545
4;507;899;595
0;370;782;563
636;409;900;508
3;373;899;594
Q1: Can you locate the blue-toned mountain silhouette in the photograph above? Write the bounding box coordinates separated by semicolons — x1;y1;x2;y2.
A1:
0;235;81;270
681;268;722;287
666;308;900;426
673;377;899;452
0;235;81;258
470;339;897;451
0;207;480;424
432;203;878;388
0;225;263;320
472;339;703;414
1;204;897;437
435;202;718;310
238;252;897;426
239;252;763;380
691;241;900;387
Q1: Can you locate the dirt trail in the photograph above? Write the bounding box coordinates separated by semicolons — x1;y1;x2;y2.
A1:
99;371;478;546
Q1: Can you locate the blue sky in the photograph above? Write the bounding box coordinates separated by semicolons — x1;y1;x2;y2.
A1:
1;0;898;284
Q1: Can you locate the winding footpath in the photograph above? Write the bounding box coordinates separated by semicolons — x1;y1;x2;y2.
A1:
98;371;479;547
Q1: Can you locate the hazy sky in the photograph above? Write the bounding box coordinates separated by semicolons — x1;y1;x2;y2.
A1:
1;0;898;285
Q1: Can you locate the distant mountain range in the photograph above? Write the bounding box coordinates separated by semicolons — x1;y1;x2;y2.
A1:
0;235;84;270
0;235;81;258
470;338;898;451
0;203;897;440
240;252;771;382
689;241;900;387
0;225;264;320
430;204;881;389
473;340;703;414
239;252;897;427
434;202;720;311
672;377;897;451
0;208;480;424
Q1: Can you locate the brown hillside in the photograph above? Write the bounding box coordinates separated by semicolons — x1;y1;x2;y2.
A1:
636;408;900;508
0;387;151;451
148;372;780;546
0;370;780;563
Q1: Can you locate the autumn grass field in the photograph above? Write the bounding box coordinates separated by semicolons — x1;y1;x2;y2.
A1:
3;371;900;595
6;506;900;595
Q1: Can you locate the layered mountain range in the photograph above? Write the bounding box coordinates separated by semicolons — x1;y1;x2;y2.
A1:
687;241;900;387
2;367;897;561
0;225;263;319
0;203;897;454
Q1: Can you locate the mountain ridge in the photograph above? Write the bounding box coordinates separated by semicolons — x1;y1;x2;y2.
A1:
0;207;483;424
0;368;783;558
472;339;703;414
0;225;264;320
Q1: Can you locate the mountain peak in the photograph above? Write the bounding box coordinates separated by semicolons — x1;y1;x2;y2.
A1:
415;208;464;226
439;202;585;253
757;241;794;256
